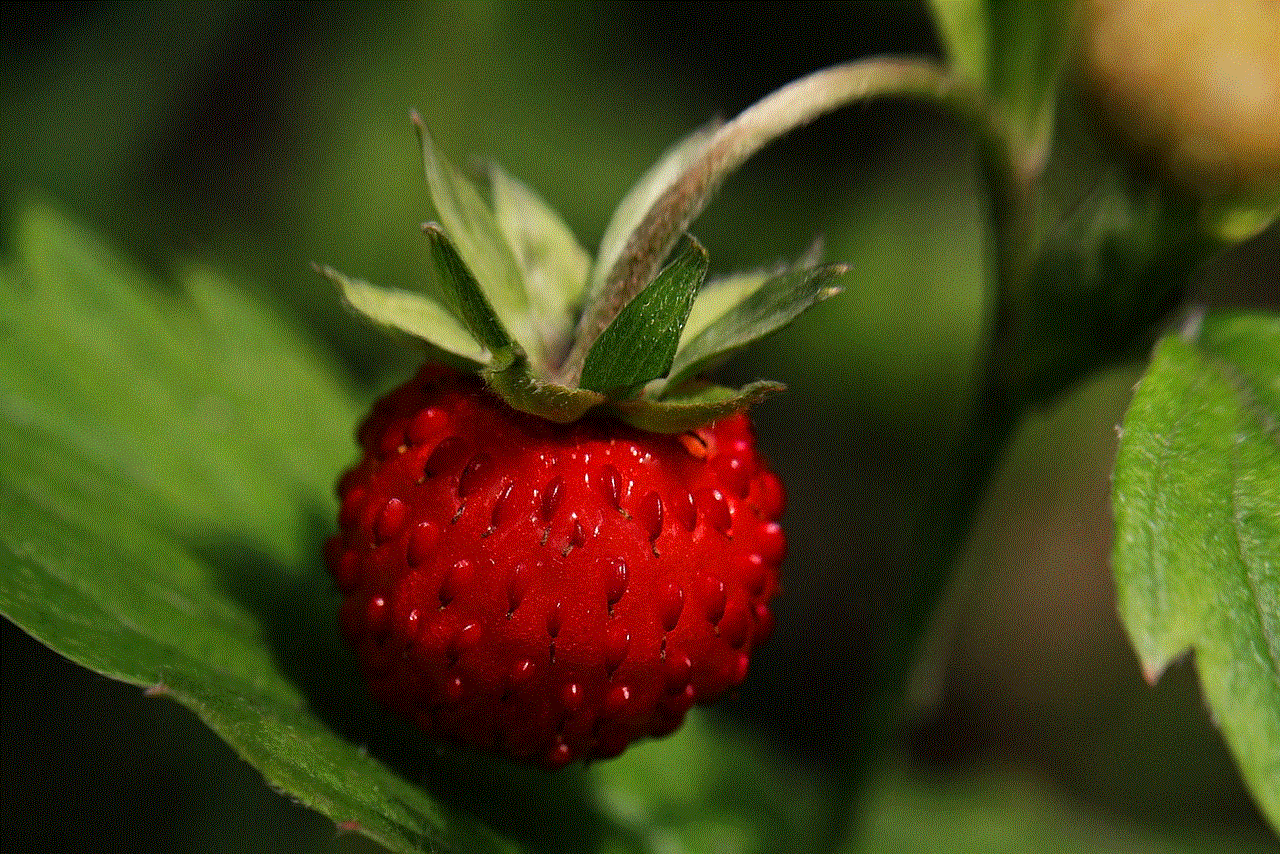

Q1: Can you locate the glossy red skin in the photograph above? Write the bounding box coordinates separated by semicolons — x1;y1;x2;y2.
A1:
326;365;784;767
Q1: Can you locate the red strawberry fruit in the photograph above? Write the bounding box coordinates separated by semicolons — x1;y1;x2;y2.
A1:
322;110;844;765
326;366;785;766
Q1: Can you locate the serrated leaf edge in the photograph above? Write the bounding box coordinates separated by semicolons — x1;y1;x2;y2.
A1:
1111;315;1280;832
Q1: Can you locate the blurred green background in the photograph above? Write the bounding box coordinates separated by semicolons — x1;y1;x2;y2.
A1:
2;2;1277;852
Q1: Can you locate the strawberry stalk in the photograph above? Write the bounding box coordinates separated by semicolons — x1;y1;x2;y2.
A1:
561;57;997;385
323;57;1024;434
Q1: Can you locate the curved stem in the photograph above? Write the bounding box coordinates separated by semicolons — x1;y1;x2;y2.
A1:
561;56;1015;384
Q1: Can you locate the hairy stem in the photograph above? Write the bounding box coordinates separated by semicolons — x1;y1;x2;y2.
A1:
561;57;1013;385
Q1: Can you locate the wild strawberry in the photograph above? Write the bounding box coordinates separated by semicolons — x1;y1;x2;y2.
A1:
321;105;845;765
326;365;785;766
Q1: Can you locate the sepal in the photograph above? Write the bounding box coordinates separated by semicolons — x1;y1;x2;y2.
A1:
422;223;518;357
483;349;604;423
319;264;489;368
589;120;721;304
667;263;847;387
611;380;784;433
578;236;708;395
489;164;590;360
412;113;538;362
681;268;776;346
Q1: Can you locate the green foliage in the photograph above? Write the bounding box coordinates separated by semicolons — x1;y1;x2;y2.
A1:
931;0;1280;833
680;269;774;346
851;764;1274;854
489;164;591;358
332;112;833;431
421;222;518;357
0;205;847;854
611;381;784;434
1112;311;1280;830
1013;165;1214;402
3;2;1279;850
588;122;720;306
482;352;604;424
929;0;1075;152
0;205;516;854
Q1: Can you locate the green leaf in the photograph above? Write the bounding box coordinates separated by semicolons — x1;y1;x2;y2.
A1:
319;264;489;368
413;114;539;363
589;121;720;304
0;204;518;854
489;165;590;359
579;236;708;396
1112;310;1280;832
423;222;518;357
1201;193;1280;245
668;264;847;387
611;381;784;434
928;0;1074;152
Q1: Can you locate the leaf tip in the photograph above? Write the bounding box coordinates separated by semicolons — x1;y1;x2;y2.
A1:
314;263;346;289
819;278;845;300
1140;659;1167;686
1178;306;1206;342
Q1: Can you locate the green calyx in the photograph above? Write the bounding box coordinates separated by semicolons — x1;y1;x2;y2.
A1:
323;71;878;432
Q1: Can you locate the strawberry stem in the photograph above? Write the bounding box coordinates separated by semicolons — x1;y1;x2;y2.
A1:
561;57;1008;386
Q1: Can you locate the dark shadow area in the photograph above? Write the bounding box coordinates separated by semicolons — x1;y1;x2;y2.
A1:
0;620;349;854
708;358;970;768
195;506;637;853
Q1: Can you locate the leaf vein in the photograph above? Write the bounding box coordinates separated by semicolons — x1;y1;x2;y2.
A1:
1221;361;1280;681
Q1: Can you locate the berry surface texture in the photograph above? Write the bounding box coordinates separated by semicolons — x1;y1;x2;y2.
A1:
326;366;785;767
